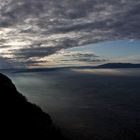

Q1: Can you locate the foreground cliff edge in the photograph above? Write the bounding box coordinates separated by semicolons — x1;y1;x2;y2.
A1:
0;73;65;139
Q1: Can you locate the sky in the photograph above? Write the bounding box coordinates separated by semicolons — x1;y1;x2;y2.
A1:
45;40;140;67
0;0;140;68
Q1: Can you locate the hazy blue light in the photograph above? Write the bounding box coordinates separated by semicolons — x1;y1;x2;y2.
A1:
66;40;140;63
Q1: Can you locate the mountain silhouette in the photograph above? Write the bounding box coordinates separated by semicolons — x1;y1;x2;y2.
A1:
95;63;140;68
0;73;65;139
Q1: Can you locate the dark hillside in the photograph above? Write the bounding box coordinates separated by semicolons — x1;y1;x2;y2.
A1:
0;73;65;139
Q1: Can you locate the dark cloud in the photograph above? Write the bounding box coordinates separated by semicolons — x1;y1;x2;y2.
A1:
0;0;140;67
0;56;14;68
14;47;58;58
57;51;107;64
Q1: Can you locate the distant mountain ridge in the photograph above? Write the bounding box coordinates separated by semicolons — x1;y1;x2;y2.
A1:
95;63;140;68
1;63;140;74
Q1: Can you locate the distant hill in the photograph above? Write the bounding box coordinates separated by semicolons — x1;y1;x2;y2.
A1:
1;63;140;74
95;63;140;68
0;73;65;139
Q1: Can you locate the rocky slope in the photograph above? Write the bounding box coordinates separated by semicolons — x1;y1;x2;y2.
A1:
0;73;65;139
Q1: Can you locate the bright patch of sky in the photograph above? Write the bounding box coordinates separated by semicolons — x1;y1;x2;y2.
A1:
85;40;140;58
43;39;140;67
69;40;140;62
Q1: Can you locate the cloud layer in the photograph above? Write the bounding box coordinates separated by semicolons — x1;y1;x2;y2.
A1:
0;0;140;67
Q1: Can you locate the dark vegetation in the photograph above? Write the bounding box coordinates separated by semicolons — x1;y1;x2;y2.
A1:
0;73;65;139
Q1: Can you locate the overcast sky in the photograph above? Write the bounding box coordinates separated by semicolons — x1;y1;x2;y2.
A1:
0;0;140;68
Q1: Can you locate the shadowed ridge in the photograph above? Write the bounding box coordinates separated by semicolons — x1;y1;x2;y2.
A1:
95;63;140;68
0;73;65;139
0;73;16;90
